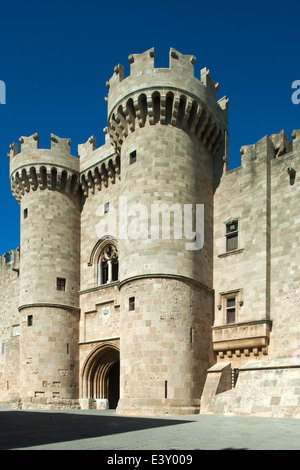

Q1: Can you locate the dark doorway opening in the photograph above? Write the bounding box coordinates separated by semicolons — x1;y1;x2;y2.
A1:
108;361;120;409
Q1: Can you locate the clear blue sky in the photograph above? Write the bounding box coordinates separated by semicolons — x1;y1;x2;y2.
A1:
0;0;299;254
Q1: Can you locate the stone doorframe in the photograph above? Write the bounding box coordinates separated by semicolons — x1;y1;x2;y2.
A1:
80;341;120;410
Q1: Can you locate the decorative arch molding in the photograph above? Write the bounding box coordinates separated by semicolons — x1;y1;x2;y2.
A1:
88;236;119;286
81;342;120;400
87;235;118;267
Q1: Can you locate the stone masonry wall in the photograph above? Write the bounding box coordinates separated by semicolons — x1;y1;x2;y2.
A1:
213;130;300;367
119;123;213;287
269;132;300;358
19;305;79;409
20;189;80;307
213;135;272;367
0;249;20;404
118;277;214;415
202;130;300;418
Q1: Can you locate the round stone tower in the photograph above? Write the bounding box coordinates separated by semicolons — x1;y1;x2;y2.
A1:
8;133;80;409
107;48;229;415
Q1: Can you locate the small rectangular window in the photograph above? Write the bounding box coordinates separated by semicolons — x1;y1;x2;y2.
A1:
27;315;33;327
190;327;195;344
226;297;236;324
12;325;20;336
1;342;5;355
129;297;135;311
130;150;137;165
24;208;28;219
226;220;238;252
57;277;66;291
104;202;110;213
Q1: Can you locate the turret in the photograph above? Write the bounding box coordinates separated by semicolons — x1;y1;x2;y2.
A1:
105;48;228;415
8;133;80;409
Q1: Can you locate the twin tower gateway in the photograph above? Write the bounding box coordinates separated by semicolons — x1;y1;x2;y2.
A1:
2;48;300;418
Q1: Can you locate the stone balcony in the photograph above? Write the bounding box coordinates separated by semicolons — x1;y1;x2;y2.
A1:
212;319;272;358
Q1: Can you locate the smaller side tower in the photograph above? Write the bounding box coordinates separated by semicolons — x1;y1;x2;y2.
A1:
8;133;80;409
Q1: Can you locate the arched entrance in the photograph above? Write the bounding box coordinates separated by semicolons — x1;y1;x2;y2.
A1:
81;343;120;409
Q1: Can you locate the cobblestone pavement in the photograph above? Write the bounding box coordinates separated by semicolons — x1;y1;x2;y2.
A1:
0;405;300;450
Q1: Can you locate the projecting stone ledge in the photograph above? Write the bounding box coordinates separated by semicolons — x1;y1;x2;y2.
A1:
212;319;272;359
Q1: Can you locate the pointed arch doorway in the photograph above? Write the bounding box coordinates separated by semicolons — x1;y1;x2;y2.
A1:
81;343;120;409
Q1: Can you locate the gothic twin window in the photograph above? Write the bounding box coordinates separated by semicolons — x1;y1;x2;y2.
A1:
98;244;119;285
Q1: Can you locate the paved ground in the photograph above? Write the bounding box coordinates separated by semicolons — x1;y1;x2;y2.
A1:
0;405;300;451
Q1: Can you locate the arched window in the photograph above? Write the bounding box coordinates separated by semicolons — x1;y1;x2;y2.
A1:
88;237;119;286
97;244;119;285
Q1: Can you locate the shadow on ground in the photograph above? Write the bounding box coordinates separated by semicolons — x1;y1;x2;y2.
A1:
0;409;193;450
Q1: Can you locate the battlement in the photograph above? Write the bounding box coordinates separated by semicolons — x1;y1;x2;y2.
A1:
0;248;20;270
106;48;221;104
78;133;120;197
224;129;300;180
240;129;300;164
8;133;80;202
8;133;72;159
106;48;228;156
127;47;197;81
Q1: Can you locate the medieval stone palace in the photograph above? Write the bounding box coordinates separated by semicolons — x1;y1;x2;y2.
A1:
1;48;300;418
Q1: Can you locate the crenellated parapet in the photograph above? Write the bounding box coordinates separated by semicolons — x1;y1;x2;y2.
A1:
8;133;80;202
240;129;300;166
106;48;229;156
78;132;120;197
7;131;121;201
0;247;20;271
